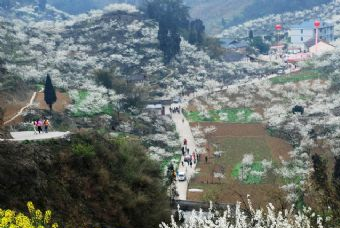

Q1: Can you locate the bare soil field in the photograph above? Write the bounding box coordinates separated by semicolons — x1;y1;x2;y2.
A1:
1;90;33;123
187;122;292;208
35;91;71;113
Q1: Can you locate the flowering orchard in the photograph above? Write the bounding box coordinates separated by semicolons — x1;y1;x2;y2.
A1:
160;198;328;228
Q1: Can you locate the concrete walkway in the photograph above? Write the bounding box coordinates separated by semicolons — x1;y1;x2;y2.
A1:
0;131;71;141
169;108;198;200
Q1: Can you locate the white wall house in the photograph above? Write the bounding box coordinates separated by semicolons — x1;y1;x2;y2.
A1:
288;20;334;45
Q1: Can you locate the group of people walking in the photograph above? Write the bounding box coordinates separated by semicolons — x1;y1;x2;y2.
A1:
181;138;199;168
169;106;181;114
33;117;50;134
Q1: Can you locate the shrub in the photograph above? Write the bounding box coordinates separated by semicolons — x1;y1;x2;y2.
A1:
71;143;95;157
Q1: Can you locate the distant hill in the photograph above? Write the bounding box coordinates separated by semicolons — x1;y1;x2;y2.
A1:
219;0;340;39
185;0;332;34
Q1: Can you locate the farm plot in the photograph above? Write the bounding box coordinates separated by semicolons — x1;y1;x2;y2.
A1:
184;108;260;123
187;123;292;208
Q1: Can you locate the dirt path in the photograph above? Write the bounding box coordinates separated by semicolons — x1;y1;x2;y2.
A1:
3;91;38;125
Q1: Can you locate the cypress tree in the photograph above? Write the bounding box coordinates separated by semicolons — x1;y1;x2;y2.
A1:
44;74;57;112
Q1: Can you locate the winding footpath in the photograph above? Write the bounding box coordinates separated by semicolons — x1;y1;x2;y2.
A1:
4;91;38;125
170;110;198;200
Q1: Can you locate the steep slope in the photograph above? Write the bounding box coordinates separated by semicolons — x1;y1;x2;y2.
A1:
0;3;279;111
0;133;170;228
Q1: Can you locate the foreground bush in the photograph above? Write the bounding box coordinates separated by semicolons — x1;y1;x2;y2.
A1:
0;202;58;228
0;133;170;228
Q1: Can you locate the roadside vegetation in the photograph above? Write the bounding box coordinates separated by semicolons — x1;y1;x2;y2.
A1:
0;133;171;228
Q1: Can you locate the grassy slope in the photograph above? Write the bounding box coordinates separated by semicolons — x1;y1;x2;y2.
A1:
270;69;323;84
184;108;256;123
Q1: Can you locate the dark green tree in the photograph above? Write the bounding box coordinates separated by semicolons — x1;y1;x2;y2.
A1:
146;0;189;63
248;30;254;40
44;74;57;112
188;19;205;45
251;36;269;54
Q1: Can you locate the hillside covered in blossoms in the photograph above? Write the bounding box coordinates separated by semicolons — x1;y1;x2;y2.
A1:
1;0;340;228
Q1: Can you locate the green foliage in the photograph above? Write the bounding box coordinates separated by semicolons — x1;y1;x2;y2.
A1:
146;0;189;63
231;162;264;184
270;70;323;84
188;19;205;45
184;108;256;123
95;70;113;89
202;37;226;59
0;133;171;228
250;36;269;54
72;143;96;157
44;74;57;111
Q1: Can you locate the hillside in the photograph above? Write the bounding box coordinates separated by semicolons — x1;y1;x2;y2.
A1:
0;3;279;113
220;0;340;39
185;0;331;34
0;133;170;228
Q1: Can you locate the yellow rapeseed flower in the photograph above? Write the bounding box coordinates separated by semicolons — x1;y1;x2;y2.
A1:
5;209;15;219
9;223;18;228
1;217;9;226
35;209;43;221
51;222;58;228
27;202;35;214
44;210;52;225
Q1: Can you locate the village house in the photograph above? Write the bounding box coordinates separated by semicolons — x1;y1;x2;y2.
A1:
288;20;334;46
306;39;335;55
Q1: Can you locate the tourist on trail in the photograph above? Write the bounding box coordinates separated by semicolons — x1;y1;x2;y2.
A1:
37;119;43;134
33;120;38;134
181;161;184;166
205;156;208;164
184;138;187;146
181;146;185;156
43;117;49;133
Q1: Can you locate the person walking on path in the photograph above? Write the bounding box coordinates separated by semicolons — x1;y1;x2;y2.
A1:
37;119;43;134
33;120;38;134
205;156;208;164
184;138;187;146
43;118;49;133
